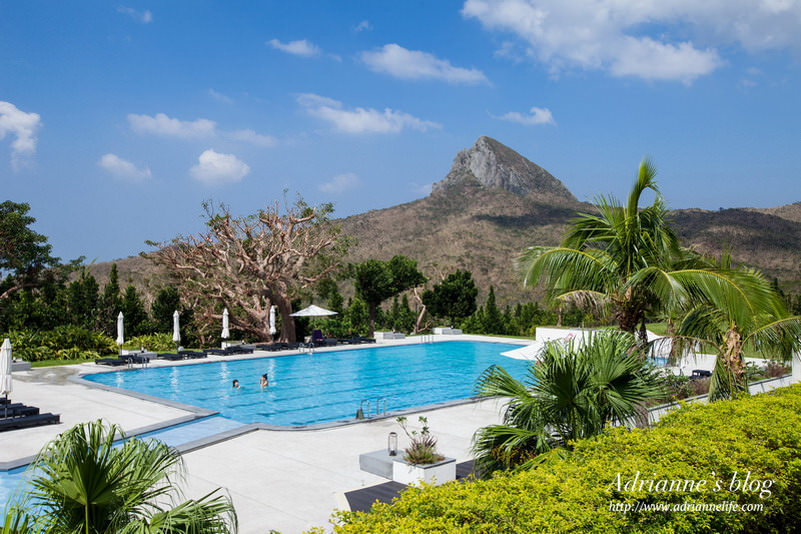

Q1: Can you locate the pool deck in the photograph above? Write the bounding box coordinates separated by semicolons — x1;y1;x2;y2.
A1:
0;334;522;533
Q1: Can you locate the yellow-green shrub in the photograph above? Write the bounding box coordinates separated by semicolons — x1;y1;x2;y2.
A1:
328;385;801;533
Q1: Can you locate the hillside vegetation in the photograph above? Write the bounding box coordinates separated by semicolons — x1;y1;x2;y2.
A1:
90;137;801;304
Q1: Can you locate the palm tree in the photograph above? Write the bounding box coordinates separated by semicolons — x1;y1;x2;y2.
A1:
672;256;801;399
518;158;800;399
519;158;687;341
472;331;664;474
5;420;237;534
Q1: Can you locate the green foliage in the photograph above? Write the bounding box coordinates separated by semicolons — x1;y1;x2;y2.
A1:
396;416;444;465
97;263;122;336
331;383;801;533
386;294;416;333
344;297;370;337
0;201;59;296
66;270;99;330
150;286;181;333
121;284;149;337
3;327;117;361
422;269;478;325
473;331;664;473
123;333;176;352
5;420;237;533
352;255;426;334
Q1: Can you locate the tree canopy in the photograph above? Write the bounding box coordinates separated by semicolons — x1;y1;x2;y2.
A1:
0;201;59;300
352;255;426;335
422;269;478;325
151;198;347;342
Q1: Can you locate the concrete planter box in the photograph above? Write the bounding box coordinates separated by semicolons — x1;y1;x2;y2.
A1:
391;456;456;486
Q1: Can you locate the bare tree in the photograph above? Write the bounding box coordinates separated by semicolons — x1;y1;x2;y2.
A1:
150;199;346;342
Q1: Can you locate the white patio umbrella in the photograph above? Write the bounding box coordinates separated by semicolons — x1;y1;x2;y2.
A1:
172;310;181;344
1;338;12;419
290;304;338;330
269;306;277;336
116;312;124;354
222;308;230;340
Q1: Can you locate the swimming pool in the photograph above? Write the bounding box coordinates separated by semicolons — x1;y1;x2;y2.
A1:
83;341;530;427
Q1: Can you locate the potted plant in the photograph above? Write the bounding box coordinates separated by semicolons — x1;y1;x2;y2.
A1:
391;416;456;486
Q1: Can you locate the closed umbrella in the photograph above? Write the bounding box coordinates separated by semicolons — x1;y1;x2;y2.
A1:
269;306;277;336
1;338;12;419
222;308;230;340
116;312;124;355
172;310;181;345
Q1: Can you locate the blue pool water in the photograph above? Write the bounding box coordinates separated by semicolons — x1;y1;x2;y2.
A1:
83;341;530;426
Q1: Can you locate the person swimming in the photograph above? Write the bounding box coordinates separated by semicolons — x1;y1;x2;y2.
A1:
260;374;269;388
232;379;240;389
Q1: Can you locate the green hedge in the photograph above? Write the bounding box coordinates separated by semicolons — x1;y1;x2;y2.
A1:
328;385;801;533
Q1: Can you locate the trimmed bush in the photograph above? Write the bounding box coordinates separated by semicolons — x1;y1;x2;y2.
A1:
328;384;801;533
122;333;176;352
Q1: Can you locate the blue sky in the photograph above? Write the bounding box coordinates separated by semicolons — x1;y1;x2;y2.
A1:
1;1;800;263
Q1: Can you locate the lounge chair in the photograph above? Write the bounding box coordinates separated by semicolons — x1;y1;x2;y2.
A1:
157;352;184;361
0;412;60;432
95;357;128;366
0;404;39;418
178;350;207;359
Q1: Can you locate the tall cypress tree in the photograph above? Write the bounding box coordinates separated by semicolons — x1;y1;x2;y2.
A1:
98;264;122;335
121;285;148;338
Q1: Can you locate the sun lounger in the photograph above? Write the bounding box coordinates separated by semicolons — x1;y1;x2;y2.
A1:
95;357;128;366
178;350;207;359
0;412;60;432
0;404;39;418
206;345;254;356
157;352;184;361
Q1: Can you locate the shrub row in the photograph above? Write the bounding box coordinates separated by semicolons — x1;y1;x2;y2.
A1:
3;327;117;361
122;333;176;352
327;384;801;533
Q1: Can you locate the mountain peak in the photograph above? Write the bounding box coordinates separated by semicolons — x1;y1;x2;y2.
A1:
432;136;577;203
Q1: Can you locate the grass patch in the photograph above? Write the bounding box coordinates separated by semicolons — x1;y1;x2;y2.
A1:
31;358;99;368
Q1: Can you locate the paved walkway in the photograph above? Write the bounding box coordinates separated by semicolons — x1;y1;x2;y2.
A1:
0;365;196;466
177;399;505;533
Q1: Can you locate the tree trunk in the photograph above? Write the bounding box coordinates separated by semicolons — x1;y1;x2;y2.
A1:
273;295;296;342
367;302;377;337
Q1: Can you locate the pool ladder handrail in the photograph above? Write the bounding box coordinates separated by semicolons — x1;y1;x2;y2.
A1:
419;334;434;343
358;397;388;418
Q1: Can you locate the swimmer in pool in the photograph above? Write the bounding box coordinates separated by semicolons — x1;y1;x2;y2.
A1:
232;379;240;389
260;374;269;388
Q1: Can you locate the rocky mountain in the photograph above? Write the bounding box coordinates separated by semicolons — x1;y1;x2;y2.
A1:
431;136;577;204
93;136;801;304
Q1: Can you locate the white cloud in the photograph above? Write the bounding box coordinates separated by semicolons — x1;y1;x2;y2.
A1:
319;172;360;194
118;6;152;23
0;101;41;169
494;106;555;125
361;44;489;84
412;182;433;196
227;129;277;147
128;113;216;138
190;149;250;185
267;38;321;57
208;89;233;104
354;20;372;32
297;93;441;134
461;0;773;83
97;153;151;181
